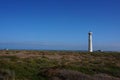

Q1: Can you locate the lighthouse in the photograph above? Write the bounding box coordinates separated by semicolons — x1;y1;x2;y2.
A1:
88;32;93;52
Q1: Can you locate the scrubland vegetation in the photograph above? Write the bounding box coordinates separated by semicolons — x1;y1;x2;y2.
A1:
0;50;120;80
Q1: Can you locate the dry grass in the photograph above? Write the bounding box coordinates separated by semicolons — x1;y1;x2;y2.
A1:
0;50;120;80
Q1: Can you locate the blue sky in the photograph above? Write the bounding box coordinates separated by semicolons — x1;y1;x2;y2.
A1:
0;0;120;51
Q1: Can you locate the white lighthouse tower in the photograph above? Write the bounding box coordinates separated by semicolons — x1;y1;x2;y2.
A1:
88;32;93;52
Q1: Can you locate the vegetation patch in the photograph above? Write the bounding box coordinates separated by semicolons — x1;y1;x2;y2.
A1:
0;50;120;80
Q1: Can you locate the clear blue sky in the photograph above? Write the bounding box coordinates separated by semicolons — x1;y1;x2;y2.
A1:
0;0;120;51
